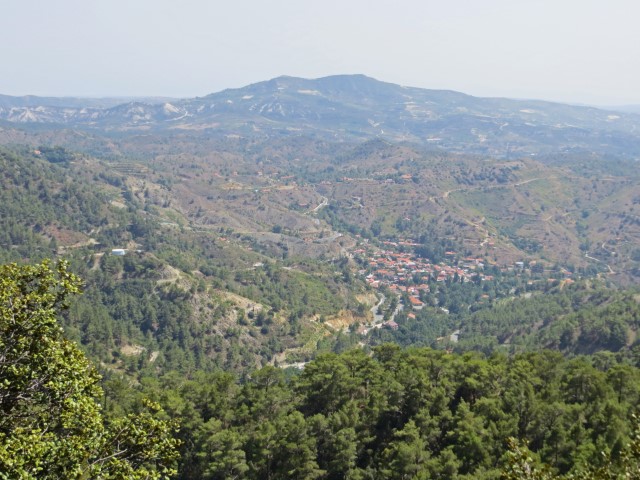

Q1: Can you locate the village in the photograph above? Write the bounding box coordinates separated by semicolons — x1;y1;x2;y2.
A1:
348;237;570;334
345;239;489;333
357;239;490;292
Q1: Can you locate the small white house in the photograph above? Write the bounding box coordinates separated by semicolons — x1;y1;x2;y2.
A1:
111;249;127;256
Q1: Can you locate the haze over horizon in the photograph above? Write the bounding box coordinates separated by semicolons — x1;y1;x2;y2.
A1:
2;0;638;106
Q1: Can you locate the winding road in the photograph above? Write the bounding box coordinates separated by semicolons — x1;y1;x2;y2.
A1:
311;196;328;213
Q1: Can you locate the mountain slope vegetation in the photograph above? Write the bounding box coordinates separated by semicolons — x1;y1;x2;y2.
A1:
0;146;368;373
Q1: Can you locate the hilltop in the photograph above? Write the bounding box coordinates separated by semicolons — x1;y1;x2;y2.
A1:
3;74;640;157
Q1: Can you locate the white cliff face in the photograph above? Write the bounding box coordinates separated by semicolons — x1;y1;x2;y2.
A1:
162;103;181;115
6;107;64;123
9;108;41;122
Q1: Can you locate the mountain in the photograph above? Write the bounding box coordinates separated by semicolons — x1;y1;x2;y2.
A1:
0;94;177;109
606;104;640;115
3;75;640;158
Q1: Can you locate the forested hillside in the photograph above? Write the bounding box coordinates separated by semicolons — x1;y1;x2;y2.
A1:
3;260;640;479
106;344;640;479
0;146;368;373
370;280;640;360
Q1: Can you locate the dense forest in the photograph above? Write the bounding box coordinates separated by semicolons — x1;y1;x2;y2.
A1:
112;345;640;479
4;263;640;478
371;280;640;359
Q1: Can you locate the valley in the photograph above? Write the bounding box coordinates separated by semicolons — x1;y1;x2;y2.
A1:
2;75;640;479
1;124;638;369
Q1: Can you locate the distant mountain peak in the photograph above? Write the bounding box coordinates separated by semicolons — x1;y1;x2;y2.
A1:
2;75;640;158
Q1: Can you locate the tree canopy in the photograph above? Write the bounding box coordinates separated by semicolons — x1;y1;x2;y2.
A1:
0;260;179;479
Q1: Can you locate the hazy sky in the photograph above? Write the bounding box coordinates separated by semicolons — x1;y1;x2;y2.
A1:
2;0;638;105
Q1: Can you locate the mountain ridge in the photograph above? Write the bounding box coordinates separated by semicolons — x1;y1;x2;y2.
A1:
2;74;640;158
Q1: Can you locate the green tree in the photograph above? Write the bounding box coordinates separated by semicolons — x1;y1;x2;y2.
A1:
0;260;179;479
195;420;248;480
448;400;491;474
380;420;430;480
502;415;640;479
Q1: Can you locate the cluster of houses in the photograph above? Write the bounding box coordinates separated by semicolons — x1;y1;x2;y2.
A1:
350;241;551;334
353;244;493;311
352;239;577;336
